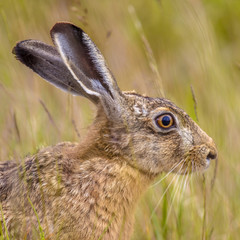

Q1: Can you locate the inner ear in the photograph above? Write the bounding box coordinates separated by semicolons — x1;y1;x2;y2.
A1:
80;32;115;99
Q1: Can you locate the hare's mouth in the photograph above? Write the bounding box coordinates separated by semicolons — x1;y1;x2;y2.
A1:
204;151;217;169
176;158;208;175
205;158;211;168
203;149;217;169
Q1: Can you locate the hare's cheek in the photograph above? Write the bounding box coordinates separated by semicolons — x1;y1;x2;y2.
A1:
177;128;193;150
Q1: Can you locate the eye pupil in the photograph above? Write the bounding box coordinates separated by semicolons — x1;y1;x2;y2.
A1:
162;116;171;126
155;113;174;129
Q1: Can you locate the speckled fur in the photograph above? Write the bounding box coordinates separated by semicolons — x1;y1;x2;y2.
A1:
1;22;217;239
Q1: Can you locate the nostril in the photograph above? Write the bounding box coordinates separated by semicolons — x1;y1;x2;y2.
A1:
207;151;217;160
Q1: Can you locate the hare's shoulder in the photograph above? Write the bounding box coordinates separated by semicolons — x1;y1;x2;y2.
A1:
0;142;78;201
0;161;18;201
22;141;79;179
24;141;78;167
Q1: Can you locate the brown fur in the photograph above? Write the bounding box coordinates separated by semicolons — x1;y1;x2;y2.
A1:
1;22;217;239
0;106;152;239
0;97;216;239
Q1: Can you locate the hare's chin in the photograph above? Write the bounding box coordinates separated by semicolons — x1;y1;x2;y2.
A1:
199;158;211;173
205;158;211;168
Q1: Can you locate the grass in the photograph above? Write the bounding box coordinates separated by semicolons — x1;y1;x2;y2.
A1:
1;0;240;239
0;204;10;240
27;197;45;240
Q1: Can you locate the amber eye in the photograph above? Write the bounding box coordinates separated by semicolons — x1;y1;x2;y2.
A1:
156;114;174;129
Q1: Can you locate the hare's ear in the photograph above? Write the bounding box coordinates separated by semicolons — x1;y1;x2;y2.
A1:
13;40;85;96
50;22;123;115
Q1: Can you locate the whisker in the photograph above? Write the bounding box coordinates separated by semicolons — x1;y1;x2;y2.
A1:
193;160;198;176
182;161;191;195
165;167;186;223
190;161;195;195
192;159;194;174
150;161;185;219
177;167;188;203
151;159;185;187
183;171;190;194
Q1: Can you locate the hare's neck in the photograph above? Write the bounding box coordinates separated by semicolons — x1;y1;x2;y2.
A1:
69;121;154;238
70;155;152;239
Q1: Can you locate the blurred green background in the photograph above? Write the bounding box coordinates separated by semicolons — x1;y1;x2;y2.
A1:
0;0;240;239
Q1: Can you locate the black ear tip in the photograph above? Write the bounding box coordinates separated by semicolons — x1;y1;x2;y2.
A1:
12;41;37;66
50;22;72;35
12;42;24;61
12;41;26;60
12;41;22;56
12;45;17;55
50;22;84;38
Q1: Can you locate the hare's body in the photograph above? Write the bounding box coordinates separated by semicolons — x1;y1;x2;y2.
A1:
0;145;142;239
0;107;152;239
0;22;217;239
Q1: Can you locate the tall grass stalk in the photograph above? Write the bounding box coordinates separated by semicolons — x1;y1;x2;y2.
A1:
27;197;45;240
0;204;10;240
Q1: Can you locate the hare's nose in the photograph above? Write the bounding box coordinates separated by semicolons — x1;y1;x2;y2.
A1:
206;139;217;160
207;150;217;160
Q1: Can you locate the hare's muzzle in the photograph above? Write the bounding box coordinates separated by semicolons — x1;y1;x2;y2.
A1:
205;135;218;160
199;136;218;171
205;140;217;165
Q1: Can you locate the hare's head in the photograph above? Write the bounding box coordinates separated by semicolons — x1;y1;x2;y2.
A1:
13;22;217;176
117;93;217;175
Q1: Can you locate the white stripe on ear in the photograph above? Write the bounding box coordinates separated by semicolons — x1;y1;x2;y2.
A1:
54;33;101;99
50;22;124;118
82;32;117;95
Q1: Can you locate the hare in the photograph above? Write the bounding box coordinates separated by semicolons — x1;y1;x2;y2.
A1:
0;22;217;239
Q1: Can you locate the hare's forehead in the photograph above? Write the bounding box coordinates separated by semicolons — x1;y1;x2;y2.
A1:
124;92;180;117
132;103;149;116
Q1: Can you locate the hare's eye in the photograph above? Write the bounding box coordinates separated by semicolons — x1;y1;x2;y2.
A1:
156;114;174;129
